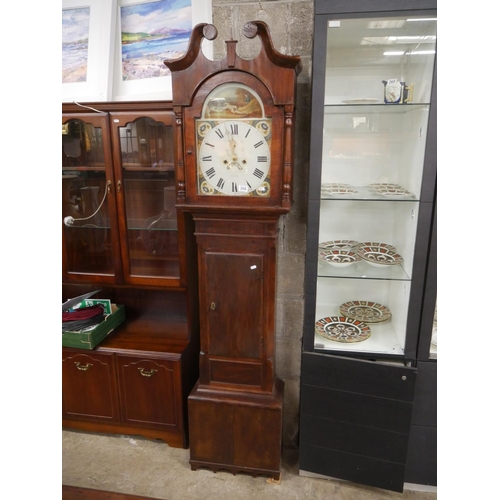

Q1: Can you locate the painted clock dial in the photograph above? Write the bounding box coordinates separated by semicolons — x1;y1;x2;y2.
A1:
196;82;272;197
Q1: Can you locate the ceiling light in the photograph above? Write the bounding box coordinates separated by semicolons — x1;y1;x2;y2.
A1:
384;51;405;56
408;50;436;55
367;20;406;29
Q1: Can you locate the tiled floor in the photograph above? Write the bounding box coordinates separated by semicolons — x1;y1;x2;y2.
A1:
62;430;437;500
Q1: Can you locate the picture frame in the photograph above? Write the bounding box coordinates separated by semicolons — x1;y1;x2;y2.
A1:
62;0;117;102
112;0;212;101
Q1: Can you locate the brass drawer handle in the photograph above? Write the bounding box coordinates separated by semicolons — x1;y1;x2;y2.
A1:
74;362;93;371
138;367;157;377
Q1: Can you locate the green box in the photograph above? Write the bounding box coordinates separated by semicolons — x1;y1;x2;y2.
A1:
62;304;125;350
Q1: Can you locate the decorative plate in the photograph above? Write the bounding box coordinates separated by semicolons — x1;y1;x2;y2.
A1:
369;183;402;190
339;300;392;323
376;187;415;197
342;98;379;104
319;240;360;250
359;242;396;252
321;182;357;196
321;183;350;190
322;187;358;196
319;250;360;267
315;316;371;343
358;245;403;267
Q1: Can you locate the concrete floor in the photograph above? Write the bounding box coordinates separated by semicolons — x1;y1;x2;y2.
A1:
62;430;437;500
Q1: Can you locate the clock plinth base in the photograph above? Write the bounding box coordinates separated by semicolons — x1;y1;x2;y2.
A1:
188;378;284;480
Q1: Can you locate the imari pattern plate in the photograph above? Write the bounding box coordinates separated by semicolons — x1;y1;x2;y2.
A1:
339;300;392;323
358;245;403;267
319;250;360;267
315;316;371;343
319;240;360;250
359;242;396;252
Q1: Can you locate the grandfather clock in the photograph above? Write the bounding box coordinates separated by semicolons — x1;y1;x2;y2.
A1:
165;21;301;480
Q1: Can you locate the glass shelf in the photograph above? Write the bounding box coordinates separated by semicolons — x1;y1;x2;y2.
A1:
324;102;431;111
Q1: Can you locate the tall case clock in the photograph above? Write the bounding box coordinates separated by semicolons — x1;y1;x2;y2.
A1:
165;21;301;479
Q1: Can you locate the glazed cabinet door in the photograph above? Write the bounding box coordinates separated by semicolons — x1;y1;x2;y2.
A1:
304;5;437;360
109;111;182;287
62;113;121;283
62;349;120;423
300;0;437;492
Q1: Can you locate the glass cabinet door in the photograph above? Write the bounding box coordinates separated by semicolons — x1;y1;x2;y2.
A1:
62;114;120;283
307;13;437;358
109;112;180;286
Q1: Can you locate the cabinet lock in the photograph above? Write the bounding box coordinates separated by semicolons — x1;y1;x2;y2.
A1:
138;367;157;377
117;180;122;193
74;362;93;371
210;302;216;310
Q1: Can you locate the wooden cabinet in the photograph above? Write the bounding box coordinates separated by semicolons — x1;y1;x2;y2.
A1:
62;102;199;448
299;0;437;492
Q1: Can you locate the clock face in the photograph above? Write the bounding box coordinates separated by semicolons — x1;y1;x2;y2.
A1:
196;118;272;196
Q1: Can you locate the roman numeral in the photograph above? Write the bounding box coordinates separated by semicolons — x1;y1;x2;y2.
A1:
230;124;238;135
217;178;225;189
257;156;268;163
253;168;265;179
202;155;212;161
215;128;224;139
205;142;215;148
231;182;238;192
205;167;216;179
254;140;264;148
245;129;251;138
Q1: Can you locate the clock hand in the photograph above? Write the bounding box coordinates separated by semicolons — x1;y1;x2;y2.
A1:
225;124;243;170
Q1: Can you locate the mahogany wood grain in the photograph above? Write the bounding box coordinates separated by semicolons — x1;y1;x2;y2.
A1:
162;21;300;476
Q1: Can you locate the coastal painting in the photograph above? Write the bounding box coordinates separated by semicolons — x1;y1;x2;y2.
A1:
62;7;90;83
120;0;193;81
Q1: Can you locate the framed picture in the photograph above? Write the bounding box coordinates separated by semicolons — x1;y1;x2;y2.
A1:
62;0;116;102
112;0;212;101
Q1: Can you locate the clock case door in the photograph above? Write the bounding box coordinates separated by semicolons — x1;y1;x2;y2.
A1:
299;0;437;493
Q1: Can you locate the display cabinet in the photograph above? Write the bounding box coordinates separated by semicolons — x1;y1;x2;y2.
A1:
299;0;437;492
63;105;184;286
62;102;200;448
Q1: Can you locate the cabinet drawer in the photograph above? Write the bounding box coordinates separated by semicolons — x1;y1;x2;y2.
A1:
62;350;120;423
116;356;182;430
